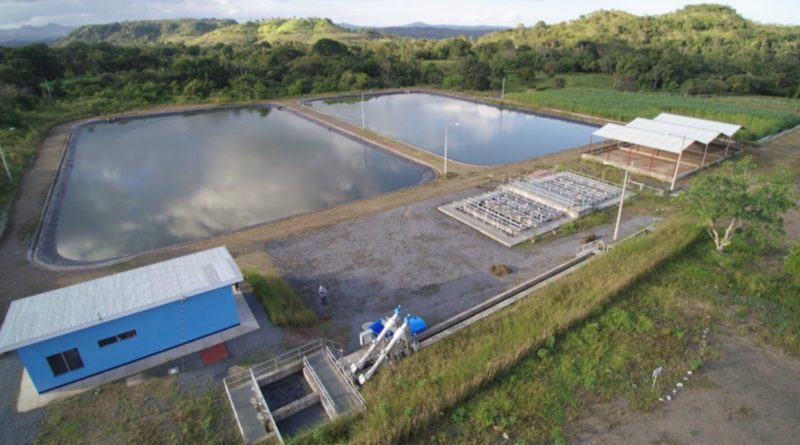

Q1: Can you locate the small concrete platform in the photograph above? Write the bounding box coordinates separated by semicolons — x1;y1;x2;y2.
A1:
225;339;364;444
16;290;259;412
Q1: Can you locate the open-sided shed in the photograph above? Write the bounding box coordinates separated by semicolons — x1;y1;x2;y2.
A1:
583;113;741;189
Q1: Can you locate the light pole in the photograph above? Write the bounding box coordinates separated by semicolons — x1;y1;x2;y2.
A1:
0;127;14;182
613;168;630;241
361;91;366;130
443;122;459;177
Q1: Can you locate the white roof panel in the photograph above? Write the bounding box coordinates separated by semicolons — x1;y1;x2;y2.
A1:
0;246;242;352
627;118;720;145
593;123;696;154
654;113;741;138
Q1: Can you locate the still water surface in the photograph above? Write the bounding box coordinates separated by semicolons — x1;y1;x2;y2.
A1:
50;107;428;263
309;92;600;165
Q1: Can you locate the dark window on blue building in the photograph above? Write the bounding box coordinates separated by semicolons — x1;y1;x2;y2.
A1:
98;329;137;348
46;348;84;376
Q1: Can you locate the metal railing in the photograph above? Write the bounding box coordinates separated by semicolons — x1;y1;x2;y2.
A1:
326;346;366;410
223;375;247;442
303;355;338;419
251;368;283;444
576;239;606;257
224;339;342;390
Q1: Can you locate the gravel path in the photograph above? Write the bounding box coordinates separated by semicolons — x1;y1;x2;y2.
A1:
267;188;654;350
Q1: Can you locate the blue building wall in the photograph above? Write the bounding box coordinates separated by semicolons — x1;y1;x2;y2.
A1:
18;286;239;393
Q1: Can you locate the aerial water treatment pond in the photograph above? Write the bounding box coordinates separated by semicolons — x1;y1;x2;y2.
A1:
307;92;601;165
35;106;432;266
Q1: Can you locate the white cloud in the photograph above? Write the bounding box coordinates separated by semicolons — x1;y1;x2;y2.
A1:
1;0;798;29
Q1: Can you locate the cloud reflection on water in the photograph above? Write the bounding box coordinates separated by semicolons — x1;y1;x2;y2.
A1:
55;108;424;262
311;93;599;165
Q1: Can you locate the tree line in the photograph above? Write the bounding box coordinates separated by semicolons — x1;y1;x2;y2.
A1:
2;5;799;131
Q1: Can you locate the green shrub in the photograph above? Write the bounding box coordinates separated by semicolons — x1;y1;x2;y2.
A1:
785;242;800;283
242;269;317;327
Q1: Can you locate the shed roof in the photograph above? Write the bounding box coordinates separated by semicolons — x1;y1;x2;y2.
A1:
627;118;721;145
593;123;696;154
654;113;741;138
0;246;242;353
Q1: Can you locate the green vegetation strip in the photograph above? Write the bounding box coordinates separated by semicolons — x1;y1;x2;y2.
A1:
243;269;317;328
291;218;701;444
417;241;719;444
507;88;800;141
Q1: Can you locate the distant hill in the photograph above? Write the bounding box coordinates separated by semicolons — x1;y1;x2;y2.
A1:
55;17;389;46
342;22;508;39
478;4;800;54
0;23;74;46
189;17;388;46
57;19;237;46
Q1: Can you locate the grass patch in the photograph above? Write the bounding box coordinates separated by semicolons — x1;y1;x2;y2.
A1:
558;210;612;236
413;241;719;443
506;88;800;140
35;376;238;445
243;269;317;328
289;217;701;445
530;73;614;90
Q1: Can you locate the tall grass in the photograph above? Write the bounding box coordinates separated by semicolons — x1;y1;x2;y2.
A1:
243;269;317;328
290;218;701;445
415;241;719;443
507;88;800;140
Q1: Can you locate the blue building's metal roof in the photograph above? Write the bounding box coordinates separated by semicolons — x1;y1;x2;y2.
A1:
0;246;242;353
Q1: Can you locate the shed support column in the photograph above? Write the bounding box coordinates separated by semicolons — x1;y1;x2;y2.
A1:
724;137;732;157
670;150;684;191
648;149;655;171
701;143;709;167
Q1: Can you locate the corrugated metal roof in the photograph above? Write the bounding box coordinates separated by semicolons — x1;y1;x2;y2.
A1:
0;246;242;353
627;118;721;145
654;113;741;138
593;123;696;154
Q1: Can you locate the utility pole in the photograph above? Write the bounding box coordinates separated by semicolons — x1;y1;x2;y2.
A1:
501;77;506;100
613;168;630;241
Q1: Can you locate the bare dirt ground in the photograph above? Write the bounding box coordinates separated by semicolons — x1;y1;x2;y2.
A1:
572;328;800;445
569;128;800;445
267;189;654;350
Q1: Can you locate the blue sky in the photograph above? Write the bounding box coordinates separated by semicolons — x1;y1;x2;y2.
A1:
1;0;798;29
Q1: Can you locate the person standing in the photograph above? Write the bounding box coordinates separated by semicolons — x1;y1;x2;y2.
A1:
318;285;328;306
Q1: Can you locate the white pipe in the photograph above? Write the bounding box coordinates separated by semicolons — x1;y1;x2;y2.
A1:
358;318;410;385
351;306;402;373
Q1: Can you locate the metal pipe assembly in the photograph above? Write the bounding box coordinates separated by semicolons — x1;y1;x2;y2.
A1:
358;316;411;385
350;305;402;374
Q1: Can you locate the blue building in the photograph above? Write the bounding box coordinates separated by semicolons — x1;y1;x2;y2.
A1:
0;246;243;394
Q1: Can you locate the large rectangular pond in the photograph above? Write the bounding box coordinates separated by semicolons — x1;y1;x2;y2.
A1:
35;106;432;266
307;92;601;165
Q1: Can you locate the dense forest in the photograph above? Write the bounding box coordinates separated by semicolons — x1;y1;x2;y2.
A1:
0;4;799;209
3;5;800;129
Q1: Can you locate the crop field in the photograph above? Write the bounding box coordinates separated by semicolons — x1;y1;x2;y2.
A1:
506;88;800;140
